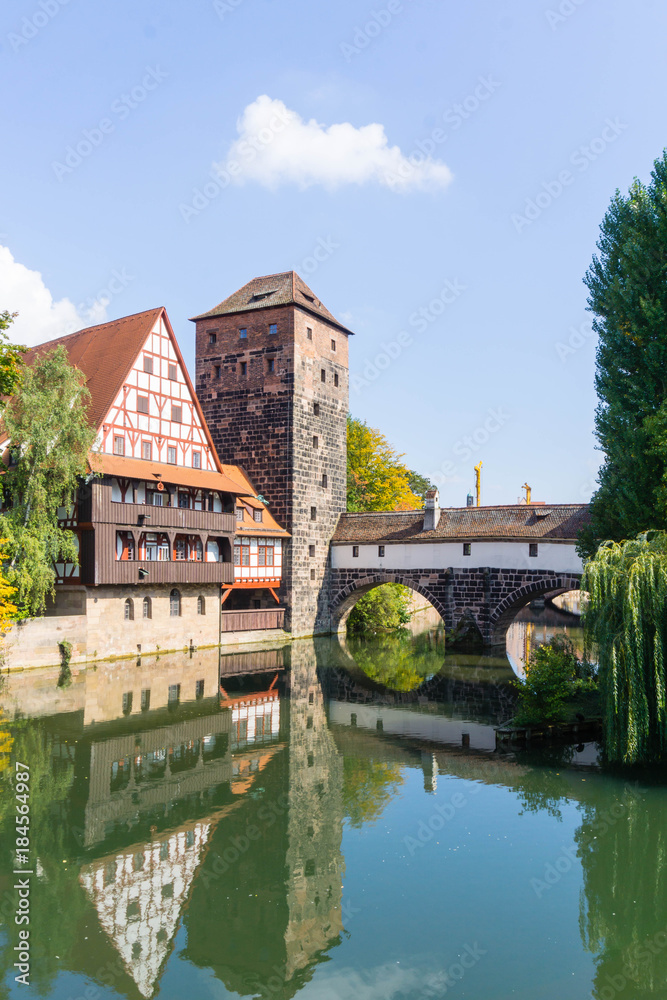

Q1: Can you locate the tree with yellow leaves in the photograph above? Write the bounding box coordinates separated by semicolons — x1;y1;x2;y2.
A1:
347;415;425;512
0;539;17;634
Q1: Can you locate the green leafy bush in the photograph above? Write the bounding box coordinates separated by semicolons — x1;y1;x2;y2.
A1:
347;583;411;633
513;635;596;726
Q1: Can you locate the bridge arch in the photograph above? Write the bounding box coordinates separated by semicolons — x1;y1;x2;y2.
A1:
330;574;447;632
489;575;581;645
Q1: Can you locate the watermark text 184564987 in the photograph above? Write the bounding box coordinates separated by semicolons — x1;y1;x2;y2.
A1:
14;761;32;986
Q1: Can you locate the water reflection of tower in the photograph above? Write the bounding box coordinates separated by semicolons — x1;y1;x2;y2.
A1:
285;642;345;978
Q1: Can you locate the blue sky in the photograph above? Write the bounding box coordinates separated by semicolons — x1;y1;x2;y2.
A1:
2;0;666;506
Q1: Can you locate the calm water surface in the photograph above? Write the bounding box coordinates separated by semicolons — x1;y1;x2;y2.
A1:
0;614;665;1000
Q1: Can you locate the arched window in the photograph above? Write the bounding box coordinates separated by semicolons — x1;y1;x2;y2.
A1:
197;595;205;616
143;596;152;620
124;598;134;621
170;589;181;617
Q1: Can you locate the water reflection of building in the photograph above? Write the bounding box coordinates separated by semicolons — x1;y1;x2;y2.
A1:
183;640;345;999
80;819;213;999
505;611;585;677
285;643;344;979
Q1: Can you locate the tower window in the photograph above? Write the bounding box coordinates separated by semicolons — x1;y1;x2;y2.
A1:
167;446;177;464
240;361;247;376
321;473;328;488
309;545;315;557
307;327;313;340
113;435;125;456
267;358;275;374
269;323;277;335
320;369;326;383
310;569;316;580
137;395;149;414
331;339;336;351
197;595;205;615
529;543;539;557
313;402;320;416
208;332;217;345
214;365;221;378
463;543;471;556
352;546;359;557
143;356;153;374
171;405;182;423
143;596;152;619
313;435;318;449
310;506;317;521
168;363;177;381
169;589;181;617
124;598;134;621
334;373;339;387
378;545;385;557
239;328;247;339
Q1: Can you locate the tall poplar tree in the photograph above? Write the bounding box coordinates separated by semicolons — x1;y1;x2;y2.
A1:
1;346;95;616
580;150;667;555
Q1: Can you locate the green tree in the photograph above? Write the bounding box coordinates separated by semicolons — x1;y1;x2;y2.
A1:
583;531;667;764
347;583;411;633
579;151;667;555
347;415;423;512
0;310;26;399
407;470;433;500
512;635;589;726
342;757;404;828
1;346;95;616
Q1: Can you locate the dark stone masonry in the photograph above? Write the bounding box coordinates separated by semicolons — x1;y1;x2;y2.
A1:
194;272;351;636
329;567;582;645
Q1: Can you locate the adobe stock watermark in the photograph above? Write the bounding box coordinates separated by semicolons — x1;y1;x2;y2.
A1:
7;0;74;53
385;76;501;189
429;407;511;487
555;318;595;362
179;106;295;223
545;0;587;31
52;66;168;181
403;787;478;856
597;924;667;1000
511;118;628;234
291;236;340;277
213;0;244;20
351;278;466;394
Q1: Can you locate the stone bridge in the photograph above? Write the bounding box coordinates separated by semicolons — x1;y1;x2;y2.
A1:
329;495;588;646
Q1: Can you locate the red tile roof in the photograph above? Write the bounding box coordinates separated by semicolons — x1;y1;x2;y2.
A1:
331;505;590;543
28;308;163;431
190;271;354;334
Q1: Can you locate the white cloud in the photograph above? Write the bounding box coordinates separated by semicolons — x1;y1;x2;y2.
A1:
0;245;107;347
217;95;453;193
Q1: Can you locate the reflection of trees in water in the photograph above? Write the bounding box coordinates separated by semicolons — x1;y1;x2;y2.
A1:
576;785;667;998
0;720;87;996
343;757;404;828
346;630;447;692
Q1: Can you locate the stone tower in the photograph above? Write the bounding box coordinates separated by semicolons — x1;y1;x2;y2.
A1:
192;271;352;636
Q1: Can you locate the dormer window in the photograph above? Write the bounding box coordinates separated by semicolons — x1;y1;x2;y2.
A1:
253;508;263;523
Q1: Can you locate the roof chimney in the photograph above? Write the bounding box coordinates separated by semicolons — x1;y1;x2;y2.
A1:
423;488;440;531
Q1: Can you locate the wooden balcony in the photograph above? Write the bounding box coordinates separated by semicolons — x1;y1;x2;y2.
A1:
95;560;235;586
220;608;286;632
88;481;236;534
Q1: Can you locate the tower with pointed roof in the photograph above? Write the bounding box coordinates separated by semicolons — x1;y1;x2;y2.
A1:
193;271;352;635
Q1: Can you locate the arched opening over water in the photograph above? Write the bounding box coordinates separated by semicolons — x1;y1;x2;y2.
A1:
331;575;446;634
505;587;585;677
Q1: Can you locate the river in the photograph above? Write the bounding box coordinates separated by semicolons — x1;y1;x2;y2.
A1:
0;609;664;1000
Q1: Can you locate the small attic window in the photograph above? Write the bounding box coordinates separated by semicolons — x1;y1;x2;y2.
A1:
250;290;277;302
301;292;315;302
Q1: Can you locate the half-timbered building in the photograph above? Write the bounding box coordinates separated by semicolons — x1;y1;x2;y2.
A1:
4;307;289;667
